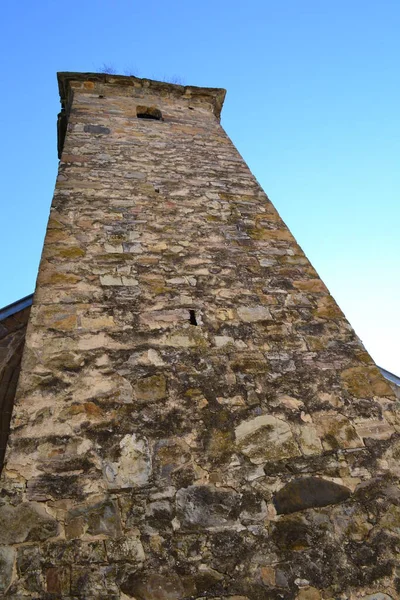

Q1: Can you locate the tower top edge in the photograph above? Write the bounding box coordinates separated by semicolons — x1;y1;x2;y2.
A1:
57;71;227;119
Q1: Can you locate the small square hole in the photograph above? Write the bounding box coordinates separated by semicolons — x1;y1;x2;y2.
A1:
136;106;163;121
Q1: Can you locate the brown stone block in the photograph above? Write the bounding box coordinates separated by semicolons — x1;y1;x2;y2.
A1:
293;279;328;293
80;314;116;330
61;154;87;163
45;228;71;243
296;588;321;600
231;352;268;374
57;179;103;189
237;305;272;322
34;305;77;331
260;565;276;587
314;295;342;319
313;412;363;450
38;271;81;286
46;566;70;595
52;245;86;258
248;227;293;241
355;419;395;441
60;401;104;420
133;374;167;403
65;499;122;540
47;214;65;229
171;123;206;135
0;502;59;544
341;365;394;398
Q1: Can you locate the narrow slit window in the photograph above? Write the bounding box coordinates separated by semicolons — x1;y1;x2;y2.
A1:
189;310;197;326
136;106;163;121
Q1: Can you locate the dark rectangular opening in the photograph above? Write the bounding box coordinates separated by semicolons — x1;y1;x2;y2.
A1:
136;106;163;121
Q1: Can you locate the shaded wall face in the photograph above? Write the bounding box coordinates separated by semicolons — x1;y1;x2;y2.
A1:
1;76;400;599
0;306;30;472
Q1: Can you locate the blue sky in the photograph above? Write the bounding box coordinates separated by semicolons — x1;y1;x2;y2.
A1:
1;1;399;374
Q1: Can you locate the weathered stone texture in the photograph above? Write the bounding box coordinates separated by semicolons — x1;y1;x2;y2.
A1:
1;72;400;598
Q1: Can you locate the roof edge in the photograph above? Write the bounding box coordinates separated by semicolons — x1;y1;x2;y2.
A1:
57;72;227;119
56;72;226;158
379;366;400;387
0;294;34;322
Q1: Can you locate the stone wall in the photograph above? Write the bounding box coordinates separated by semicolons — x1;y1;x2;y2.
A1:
1;73;400;599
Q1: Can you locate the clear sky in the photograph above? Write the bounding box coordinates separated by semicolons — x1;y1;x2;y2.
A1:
1;1;399;375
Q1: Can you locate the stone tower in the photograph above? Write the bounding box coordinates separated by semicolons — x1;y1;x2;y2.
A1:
1;73;399;600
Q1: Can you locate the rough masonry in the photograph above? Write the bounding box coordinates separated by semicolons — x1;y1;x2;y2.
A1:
1;72;400;599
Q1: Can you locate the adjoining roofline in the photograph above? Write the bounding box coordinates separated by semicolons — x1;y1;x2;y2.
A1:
0;294;34;322
379;366;400;387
